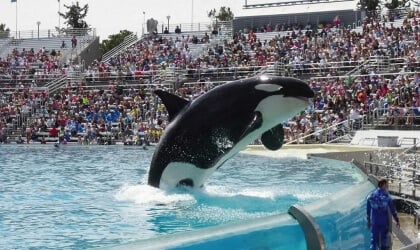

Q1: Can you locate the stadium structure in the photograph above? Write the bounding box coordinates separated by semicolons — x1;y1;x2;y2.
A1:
0;0;418;146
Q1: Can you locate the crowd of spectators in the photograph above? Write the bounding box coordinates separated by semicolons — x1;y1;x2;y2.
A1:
0;8;419;145
0;79;167;144
0;46;68;85
170;9;420;143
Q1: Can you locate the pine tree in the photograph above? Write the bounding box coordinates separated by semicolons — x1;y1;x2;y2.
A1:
58;1;89;30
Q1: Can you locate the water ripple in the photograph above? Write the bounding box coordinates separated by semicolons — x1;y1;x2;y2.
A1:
0;145;363;249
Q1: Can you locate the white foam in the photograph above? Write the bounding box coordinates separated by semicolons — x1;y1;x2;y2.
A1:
117;146;351;207
115;183;288;208
203;185;277;200
241;148;311;159
115;184;195;205
203;183;328;203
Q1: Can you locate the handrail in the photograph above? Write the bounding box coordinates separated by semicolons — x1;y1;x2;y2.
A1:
284;119;352;145
48;76;68;94
0;75;64;84
102;34;139;62
55;82;175;93
364;160;419;177
43;75;67;88
310;70;417;80
344;59;370;76
403;140;420;154
398;239;420;250
0;55;413;84
366;106;420;128
4;28;95;40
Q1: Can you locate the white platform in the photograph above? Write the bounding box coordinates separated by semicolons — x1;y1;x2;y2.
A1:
351;130;420;148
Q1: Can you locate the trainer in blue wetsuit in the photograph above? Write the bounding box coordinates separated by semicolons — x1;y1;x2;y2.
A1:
366;178;400;250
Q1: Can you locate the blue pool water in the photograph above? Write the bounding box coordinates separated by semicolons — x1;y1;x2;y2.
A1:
0;145;366;249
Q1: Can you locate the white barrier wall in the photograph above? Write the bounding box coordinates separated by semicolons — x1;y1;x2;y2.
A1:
351;130;420;148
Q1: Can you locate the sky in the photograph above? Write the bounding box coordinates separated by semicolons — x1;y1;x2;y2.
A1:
0;0;251;39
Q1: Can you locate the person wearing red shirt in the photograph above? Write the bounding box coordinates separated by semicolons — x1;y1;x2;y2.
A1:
49;126;59;137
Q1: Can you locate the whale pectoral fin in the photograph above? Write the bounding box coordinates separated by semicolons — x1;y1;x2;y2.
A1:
154;90;189;121
261;124;285;151
239;111;263;140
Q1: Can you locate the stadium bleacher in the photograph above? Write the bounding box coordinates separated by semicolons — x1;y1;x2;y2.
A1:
0;6;419;145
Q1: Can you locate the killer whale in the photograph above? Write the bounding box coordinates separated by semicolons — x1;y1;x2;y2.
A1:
147;75;314;189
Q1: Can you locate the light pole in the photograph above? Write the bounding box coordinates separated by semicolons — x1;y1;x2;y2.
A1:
142;11;146;36
36;21;41;39
166;15;170;31
191;0;194;29
58;0;61;36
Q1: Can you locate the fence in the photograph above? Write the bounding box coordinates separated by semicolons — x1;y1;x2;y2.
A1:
1;28;96;40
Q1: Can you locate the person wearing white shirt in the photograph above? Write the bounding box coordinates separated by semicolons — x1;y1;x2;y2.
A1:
349;105;362;129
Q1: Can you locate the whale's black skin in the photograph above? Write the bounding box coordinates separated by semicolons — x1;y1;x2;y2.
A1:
147;75;314;188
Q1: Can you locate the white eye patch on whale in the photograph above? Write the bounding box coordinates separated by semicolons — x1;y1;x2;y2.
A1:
255;84;283;92
254;80;313;99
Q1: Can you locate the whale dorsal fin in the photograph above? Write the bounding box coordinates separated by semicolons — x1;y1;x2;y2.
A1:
154;90;189;121
261;124;284;150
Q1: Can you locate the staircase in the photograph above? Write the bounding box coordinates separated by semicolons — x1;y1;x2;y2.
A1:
43;75;68;95
101;34;139;62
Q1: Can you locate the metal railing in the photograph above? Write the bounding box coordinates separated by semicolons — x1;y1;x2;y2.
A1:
160;22;213;34
284;119;353;145
399;239;420;250
310;70;418;81
366;107;420;128
101;33;139;62
45;75;68;95
55;82;175;93
2;28;95;40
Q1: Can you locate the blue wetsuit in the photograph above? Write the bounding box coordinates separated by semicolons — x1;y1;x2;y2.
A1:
366;188;399;250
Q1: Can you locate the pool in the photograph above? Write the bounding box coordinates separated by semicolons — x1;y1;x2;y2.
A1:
0;145;369;249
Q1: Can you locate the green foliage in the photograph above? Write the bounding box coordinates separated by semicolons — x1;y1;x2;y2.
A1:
358;0;381;17
207;6;234;22
385;0;408;9
365;0;381;12
0;23;10;39
59;1;89;29
100;30;133;55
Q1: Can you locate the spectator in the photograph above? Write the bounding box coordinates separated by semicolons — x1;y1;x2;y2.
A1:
61;40;66;49
1;8;419;145
333;15;341;28
71;36;77;49
49;126;59;137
